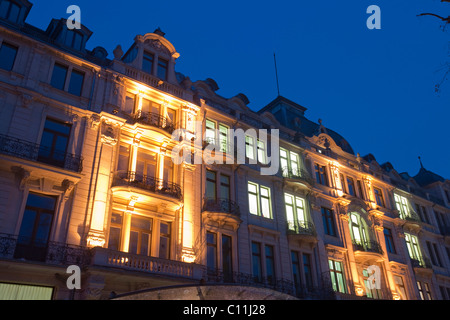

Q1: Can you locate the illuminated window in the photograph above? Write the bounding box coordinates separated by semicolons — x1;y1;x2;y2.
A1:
328;259;346;293
417;281;433;300
405;233;423;262
124;93;136;113
128;215;152;256
248;182;272;218
394;275;407;300
205;119;216;145
349;212;369;247
257;139;266;164
206;169;217;201
284;194;307;231
245;135;255;160
219;124;228;153
136;149;157;180
0;283;53;300
0;41;17;71
280;148;300;177
108;212;123;251
394;194;410;220
363;268;382;299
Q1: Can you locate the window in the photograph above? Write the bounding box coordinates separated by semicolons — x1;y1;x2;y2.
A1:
394;275;407;300
248;182;272;218
143;51;154;74
157;57;168;80
280;148;301;177
0;283;53;300
0;41;17;71
206;170;217;201
14;193;57;262
219;124;228;153
329;259;346;293
50;63;68;91
363;268;382;299
222;235;233;281
117;143;130;172
220;174;230;200
38;118;71;168
159;222;171;259
435;211;448;235
426;241;442;267
356;180;365;199
64;30;83;51
50;63;84;96
303;253;313;289
346;177;355;196
136;149;157;180
383;228;396;254
257;139;267;164
373;187;385;207
0;0;20;23
291;251;302;291
205;119;216;145
265;245;275;284
314;164;328;186
321;207;336;237
349;212;369;247
245;135;255;160
207;232;217;271
284;194;307;231
405;233;423;263
415;204;429;224
108;212;122;251
67;69;84;96
128;215;152;256
417;281;432;300
124;93;136;113
394;194;410;220
252;242;262;282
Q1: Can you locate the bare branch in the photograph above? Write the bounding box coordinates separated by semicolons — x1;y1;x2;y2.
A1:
417;13;450;23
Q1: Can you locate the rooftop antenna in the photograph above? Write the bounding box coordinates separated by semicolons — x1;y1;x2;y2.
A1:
418;156;424;169
274;52;280;97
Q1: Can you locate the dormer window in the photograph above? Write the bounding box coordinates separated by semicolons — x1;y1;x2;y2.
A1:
0;0;20;23
64;29;83;51
143;51;154;74
157;57;168;80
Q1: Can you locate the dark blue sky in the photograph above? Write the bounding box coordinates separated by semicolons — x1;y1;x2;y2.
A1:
27;1;450;179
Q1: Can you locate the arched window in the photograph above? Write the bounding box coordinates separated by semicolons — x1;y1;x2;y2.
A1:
349;212;369;246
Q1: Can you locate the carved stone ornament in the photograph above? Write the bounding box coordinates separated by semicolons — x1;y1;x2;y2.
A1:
100;121;118;146
145;39;170;56
11;166;30;190
62;179;75;200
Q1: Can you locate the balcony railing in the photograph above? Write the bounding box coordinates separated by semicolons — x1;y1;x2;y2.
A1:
287;220;316;237
0;134;83;173
112;171;182;200
127;112;175;134
411;257;432;269
202;198;240;216
282;166;315;186
0;233;90;266
352;240;384;255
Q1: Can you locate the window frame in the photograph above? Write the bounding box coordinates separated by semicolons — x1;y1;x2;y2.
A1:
0;41;18;71
248;181;272;219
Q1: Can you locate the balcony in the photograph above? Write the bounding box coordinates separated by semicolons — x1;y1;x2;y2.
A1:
287;220;318;245
0;233;90;266
411;257;432;269
282;166;315;187
112;171;182;201
202;198;241;229
0;134;83;173
126;111;175;134
352;240;384;255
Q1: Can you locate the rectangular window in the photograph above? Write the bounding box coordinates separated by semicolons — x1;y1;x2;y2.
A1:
265;245;275;284
0;41;18;71
315;164;328;186
206;170;217;201
0;283;53;300
220;174;230;200
50;63;68;91
417;281;432;300
124;93;136;113
222;235;233;281
427;241;442;267
128;215;152;256
346;177;355;196
205;119;216;145
248;182;272;219
219;124;228;153
64;30;83;51
245;135;255;160
285;194;306;231
157;58;168;80
329;259;346;293
356;180;365;199
136;149;157;180
15;193;57;262
280;148;289;177
405;233;422;263
207;232;217;271
68;69;84;96
252;242;262;282
384;228;396;254
38;118;71;168
415;204;429;224
143;51;154;74
321;207;336;237
117;144;130;172
108;212;123;251
394;194;410;220
291;251;302;290
373;187;385;207
394;275;407;300
0;0;20;23
159;222;171;259
257;139;266;164
303;253;313;289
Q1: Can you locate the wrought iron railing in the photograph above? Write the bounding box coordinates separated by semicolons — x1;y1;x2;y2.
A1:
202;198;240;216
127;111;175;134
0;134;83;173
112;171;182;200
410;257;432;269
281;166;315;186
0;233;90;266
287;220;316;237
352;240;383;255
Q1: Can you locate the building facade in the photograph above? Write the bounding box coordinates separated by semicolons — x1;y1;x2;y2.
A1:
0;1;449;300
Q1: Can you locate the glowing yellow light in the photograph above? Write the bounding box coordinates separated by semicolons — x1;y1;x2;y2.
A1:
355;287;365;296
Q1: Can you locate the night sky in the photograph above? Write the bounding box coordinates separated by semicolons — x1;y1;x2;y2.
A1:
25;0;450;180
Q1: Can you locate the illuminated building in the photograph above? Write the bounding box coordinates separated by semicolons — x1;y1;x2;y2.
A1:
0;1;449;300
